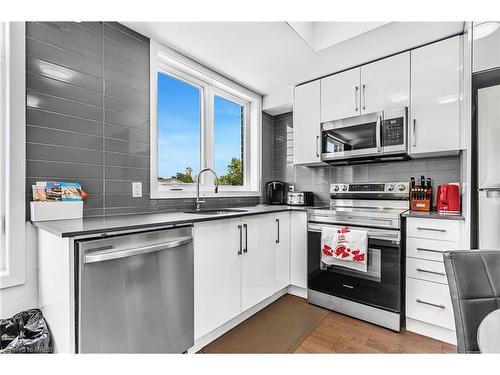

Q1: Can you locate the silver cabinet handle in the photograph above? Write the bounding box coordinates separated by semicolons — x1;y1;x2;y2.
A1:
417;227;446;233
416;299;445;309
84;236;193;264
362;84;366;110
276;218;280;244
412;118;416;147
416;247;442;254
342;284;354;289
416;268;446;276
238;225;242;255
355;86;359;112
376;115;382;152
243;223;248;253
316;135;320;157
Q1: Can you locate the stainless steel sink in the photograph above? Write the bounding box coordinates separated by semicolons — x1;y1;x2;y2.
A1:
183;209;248;215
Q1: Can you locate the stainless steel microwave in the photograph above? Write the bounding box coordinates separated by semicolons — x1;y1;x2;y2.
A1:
321;107;409;165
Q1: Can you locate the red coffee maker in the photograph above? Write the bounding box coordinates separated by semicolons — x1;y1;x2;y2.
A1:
436;184;461;214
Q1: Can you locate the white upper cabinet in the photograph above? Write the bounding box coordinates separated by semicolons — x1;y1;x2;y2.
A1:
410;36;461;156
473;22;500;73
321;67;361;122
293;81;322;165
360;52;410;113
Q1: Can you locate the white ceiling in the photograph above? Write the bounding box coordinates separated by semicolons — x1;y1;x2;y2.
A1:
124;22;464;113
287;22;390;52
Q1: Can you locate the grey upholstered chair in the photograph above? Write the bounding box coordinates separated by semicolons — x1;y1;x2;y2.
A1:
443;250;500;353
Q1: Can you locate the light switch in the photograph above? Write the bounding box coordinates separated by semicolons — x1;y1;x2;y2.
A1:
132;182;142;198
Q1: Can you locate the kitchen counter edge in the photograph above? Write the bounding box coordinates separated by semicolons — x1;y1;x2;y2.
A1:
402;210;464;221
32;205;314;238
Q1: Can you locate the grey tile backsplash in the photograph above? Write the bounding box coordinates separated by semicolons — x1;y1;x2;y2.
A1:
269;112;461;206
25;22;260;217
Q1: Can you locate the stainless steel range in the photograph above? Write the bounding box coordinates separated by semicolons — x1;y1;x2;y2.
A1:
307;182;409;331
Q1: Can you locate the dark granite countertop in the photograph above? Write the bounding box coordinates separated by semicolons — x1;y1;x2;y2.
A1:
402;210;464;221
32;205;314;238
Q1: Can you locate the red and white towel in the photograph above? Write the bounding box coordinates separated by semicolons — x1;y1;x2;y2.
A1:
321;227;368;272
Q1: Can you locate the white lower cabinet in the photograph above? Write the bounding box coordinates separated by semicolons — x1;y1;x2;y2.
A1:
241;214;277;311
406;278;455;330
405;217;461;344
274;212;291;292
290;211;307;289
194;212;294;341
193;218;242;340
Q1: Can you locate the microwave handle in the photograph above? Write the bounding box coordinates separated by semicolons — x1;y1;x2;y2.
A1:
376;115;382;152
316;135;320;157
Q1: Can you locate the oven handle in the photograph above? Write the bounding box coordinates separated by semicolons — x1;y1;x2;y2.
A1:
307;223;400;243
310;214;394;223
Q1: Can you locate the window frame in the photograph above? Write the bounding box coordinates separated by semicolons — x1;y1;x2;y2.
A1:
0;22;26;290
150;40;262;199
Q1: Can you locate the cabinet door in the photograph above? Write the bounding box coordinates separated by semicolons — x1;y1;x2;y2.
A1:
241;214;276;311
290;211;308;289
274;212;290;292
473;22;500;73
361;52;410;114
410;36;461;156
321;67;361;122
193;218;242;340
293;81;322;165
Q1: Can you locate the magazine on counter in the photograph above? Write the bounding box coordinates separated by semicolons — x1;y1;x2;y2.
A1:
61;182;82;201
45;181;62;201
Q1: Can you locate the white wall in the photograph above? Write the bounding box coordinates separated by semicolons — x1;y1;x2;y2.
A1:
262;86;293;115
0;223;38;318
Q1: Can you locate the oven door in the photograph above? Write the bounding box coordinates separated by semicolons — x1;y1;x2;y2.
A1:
307;222;402;313
321;112;382;161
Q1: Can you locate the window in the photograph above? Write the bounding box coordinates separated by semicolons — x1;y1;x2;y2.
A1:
150;41;261;198
157;72;201;186
214;95;244;186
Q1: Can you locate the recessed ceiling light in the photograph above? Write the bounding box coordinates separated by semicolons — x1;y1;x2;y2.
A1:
473;22;500;40
39;64;73;81
437;95;459;104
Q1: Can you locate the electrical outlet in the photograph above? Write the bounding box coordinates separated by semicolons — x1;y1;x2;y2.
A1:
132;182;142;198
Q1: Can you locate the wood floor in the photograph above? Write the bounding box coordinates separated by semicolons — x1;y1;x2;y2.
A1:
292;295;456;354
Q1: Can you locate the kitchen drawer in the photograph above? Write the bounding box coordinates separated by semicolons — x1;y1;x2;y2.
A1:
407;218;460;241
406;257;448;284
406;237;459;262
406;277;455;330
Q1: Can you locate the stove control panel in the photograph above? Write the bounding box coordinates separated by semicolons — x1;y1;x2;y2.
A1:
330;182;409;194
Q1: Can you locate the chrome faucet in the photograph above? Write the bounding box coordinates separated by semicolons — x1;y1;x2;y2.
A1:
195;168;219;211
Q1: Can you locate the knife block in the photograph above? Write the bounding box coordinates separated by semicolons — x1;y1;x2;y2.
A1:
410;187;432;212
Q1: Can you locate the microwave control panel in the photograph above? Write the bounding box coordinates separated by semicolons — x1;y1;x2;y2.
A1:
382;117;404;146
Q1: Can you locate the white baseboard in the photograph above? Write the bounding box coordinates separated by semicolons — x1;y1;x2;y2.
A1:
287;285;307;299
406;318;457;345
188;288;288;353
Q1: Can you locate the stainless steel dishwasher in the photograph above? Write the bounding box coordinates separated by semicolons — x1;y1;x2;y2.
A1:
75;225;193;353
